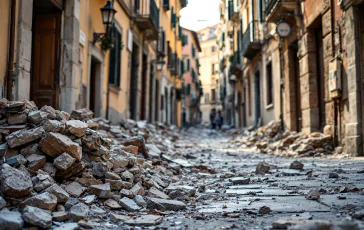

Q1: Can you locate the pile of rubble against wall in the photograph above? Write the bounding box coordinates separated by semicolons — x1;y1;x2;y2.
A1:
230;121;345;158
0;99;190;229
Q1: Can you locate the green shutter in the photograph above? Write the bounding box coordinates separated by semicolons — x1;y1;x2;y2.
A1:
187;59;190;71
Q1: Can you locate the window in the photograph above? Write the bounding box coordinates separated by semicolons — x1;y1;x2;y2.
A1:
212;46;215;52
187;84;191;95
171;7;176;27
211;64;215;74
163;0;170;10
187;59;190;71
109;26;122;87
192;45;196;57
266;62;273;105
205;93;210;103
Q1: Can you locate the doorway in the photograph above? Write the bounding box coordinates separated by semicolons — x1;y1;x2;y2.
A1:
148;63;154;122
129;43;139;120
290;42;302;131
31;0;61;108
315;26;326;131
237;91;243;127
89;57;102;117
254;71;261;127
165;87;168;123
140;54;147;120
155;79;159;121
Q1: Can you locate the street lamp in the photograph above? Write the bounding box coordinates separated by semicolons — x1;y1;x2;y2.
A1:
156;60;166;72
93;0;117;44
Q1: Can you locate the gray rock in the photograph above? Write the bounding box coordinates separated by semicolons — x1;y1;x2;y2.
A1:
6;154;27;167
70;108;94;120
111;155;129;168
65;182;86;198
134;195;147;207
0;210;24;230
6;127;44;148
146;198;186;211
33;173;54;192
230;177;251;185
148;186;170;199
90;204;106;215
105;179;132;190
90;183;111;198
120;189;135;198
119;197;141;212
329;172;339;178
81;132;101;151
66;120;88;137
64;197;79;210
0;163;33;198
306;189;320;200
69;203;89;221
20;192;57;211
290;160;304;170
256;161;270;174
28;110;48;125
42;119;66;133
0;196;6;209
22;206;52;229
54;223;79;230
53;152;76;171
124;215;163;226
130;182;145;196
121;170;134;182
52;211;69;222
92;162;107;178
110;213;130;222
45;184;69;203
105;171;121;180
26;154;46;170
166;185;196;197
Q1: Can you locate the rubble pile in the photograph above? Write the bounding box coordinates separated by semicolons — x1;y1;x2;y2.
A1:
230;121;343;158
0;99;187;229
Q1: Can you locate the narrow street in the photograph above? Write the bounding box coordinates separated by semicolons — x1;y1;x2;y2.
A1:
156;128;364;229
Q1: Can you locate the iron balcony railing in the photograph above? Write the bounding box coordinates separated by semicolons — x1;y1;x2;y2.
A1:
133;0;160;29
264;0;298;17
241;20;261;55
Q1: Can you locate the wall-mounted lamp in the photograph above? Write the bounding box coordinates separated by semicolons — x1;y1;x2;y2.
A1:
156;60;166;72
93;0;117;44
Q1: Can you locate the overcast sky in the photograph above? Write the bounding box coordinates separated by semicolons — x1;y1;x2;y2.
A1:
180;0;220;31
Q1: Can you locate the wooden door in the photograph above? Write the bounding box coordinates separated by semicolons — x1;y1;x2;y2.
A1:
316;26;326;131
140;54;147;120
31;13;60;108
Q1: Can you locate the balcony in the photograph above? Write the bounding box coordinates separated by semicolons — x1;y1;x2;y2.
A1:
229;51;242;76
227;0;239;22
241;21;262;60
264;0;298;23
132;0;160;40
157;28;166;57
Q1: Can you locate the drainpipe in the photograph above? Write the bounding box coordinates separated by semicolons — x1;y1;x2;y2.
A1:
6;0;16;100
278;38;284;131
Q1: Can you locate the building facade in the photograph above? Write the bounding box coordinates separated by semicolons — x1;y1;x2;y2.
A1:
197;25;223;125
219;0;364;156
0;0;186;125
181;28;202;126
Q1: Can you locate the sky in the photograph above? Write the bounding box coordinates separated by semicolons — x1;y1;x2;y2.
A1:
180;0;220;31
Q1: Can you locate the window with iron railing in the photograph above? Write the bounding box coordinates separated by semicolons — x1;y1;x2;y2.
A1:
157;29;166;56
133;0;160;29
241;20;261;54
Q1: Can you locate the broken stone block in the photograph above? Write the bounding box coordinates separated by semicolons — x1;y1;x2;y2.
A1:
148;186;170;199
124;215;163;226
39;132;82;161
110;213;130;222
105;171;121;180
296;144;314;154
289;160;304;170
122;145;139;155
256;141;268;149
20;143;42;157
71;108;94;120
42;119;66;133
20;192;57;211
130;182;145;196
45;184;69;203
53;152;76;171
40;105;57;119
89;204;106;216
26;154;46;170
65;182;86;198
259;206;271;214
165;185;197;197
6;154;27;167
28;110;48;125
22;206;52;229
0;163;33;198
90;183;111;199
55;161;85;181
146;197;186;211
0;196;6;209
8;113;27;125
6;127;44;148
64;197;79;210
119;197;141;212
0;209;23;229
82;132;101;151
54;223;78;230
33;173;54;192
92;162;107;178
256;161;270;174
306;189;320;200
81;195;96;205
121;170;134;183
111;155;129;168
281;136;295;146
43;162;57;177
52;211;69;222
66;120;88;137
230;177;250;185
104;198;122;209
120;189;135;198
106;179;132;190
69;203;89;221
134;195;147;207
120;136;149;157
329;172;339;178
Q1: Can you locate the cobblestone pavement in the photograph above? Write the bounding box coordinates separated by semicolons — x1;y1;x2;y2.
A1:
156;128;364;230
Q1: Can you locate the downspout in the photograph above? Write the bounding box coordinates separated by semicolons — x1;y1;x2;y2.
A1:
279;38;284;131
7;0;16;100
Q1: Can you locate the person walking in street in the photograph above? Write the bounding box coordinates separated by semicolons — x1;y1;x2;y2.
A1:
210;109;216;129
215;110;224;130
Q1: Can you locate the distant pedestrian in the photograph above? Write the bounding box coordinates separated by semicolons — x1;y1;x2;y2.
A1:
210;109;216;129
215;110;224;130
